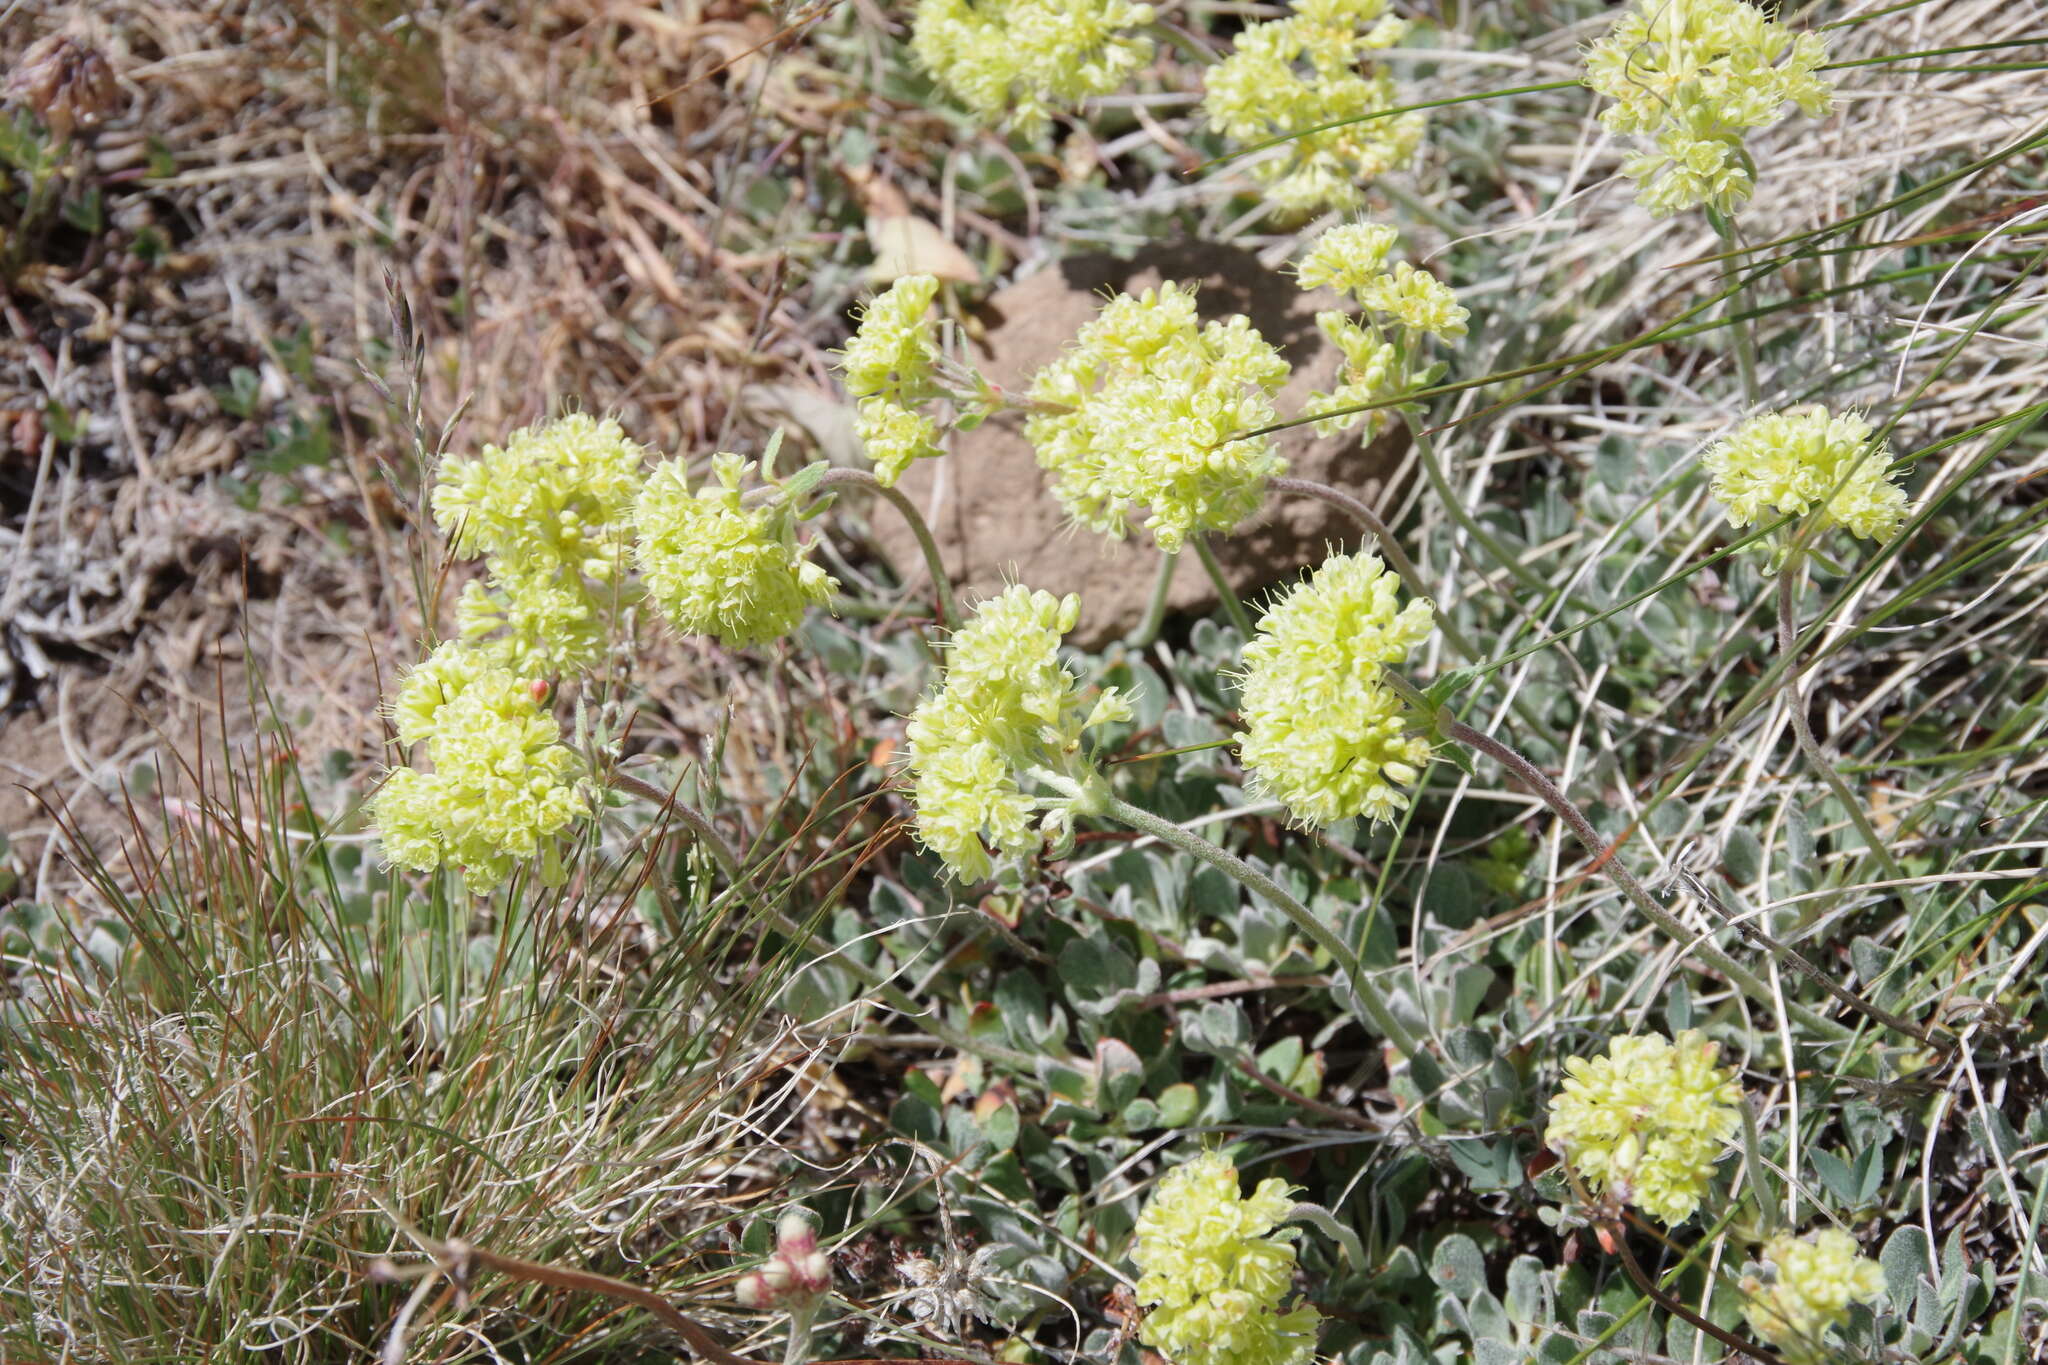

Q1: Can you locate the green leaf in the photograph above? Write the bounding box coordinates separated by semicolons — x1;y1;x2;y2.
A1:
1156;1083;1199;1129
1431;1233;1486;1298
1096;1038;1143;1113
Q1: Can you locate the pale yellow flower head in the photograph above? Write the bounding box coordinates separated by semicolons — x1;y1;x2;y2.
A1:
1702;405;1908;542
905;586;1130;881
1544;1030;1743;1226
633;453;837;649
1026;283;1290;552
370;642;588;894
838;275;947;488
1741;1228;1885;1364
911;0;1156;137
1294;222;1465;435
429;413;649;676
1203;0;1423;216
1234;553;1434;827
1585;0;1832;217
1131;1151;1321;1365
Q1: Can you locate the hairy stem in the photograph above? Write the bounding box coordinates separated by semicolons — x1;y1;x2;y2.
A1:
1432;714;1853;1044
1191;534;1257;638
1406;419;1546;594
1098;792;1424;1057
1775;563;1909;885
813;467;960;632
1125;548;1180;649
1710;210;1765;409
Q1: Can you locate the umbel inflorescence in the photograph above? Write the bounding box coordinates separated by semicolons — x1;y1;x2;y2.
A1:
1740;1228;1885;1364
1703;404;1908;543
1293;221;1467;436
634;452;837;649
905;586;1130;882
431;413;648;676
1544;1030;1743;1226
838;273;946;488
910;0;1155;137
1026;283;1290;552
1203;0;1425;216
1584;0;1832;217
1131;1152;1322;1365
369;644;589;895
1235;552;1435;827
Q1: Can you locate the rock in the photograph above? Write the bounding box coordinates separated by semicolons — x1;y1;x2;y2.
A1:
868;239;1408;646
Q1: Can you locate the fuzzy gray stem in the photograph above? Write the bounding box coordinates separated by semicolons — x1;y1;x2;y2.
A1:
1191;534;1257;638
814;467;960;632
1124;548;1181;650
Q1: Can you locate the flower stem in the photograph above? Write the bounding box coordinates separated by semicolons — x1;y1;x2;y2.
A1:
1097;792;1424;1057
813;467;961;632
1429;713;1854;1044
1406;418;1547;595
1125;548;1180;650
1709;210;1764;409
1191;534;1257;638
1774;561;1908;884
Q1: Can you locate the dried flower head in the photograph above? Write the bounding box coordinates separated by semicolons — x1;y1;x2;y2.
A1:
430;414;648;676
1131;1151;1321;1365
1740;1228;1885;1364
1026;283;1290;552
1702;405;1908;542
1544;1030;1743;1226
911;0;1156;137
7;30;119;143
633;453;837;649
1584;0;1832;217
1202;0;1424;216
1234;553;1434;827
905;586;1130;881
838;275;946;487
369;643;588;894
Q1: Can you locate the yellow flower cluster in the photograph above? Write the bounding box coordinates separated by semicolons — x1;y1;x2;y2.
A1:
911;0;1155;137
1131;1152;1321;1365
369;643;588;894
430;414;647;676
1203;0;1424;216
1295;222;1466;436
1544;1030;1742;1226
1741;1228;1885;1364
634;454;837;649
1702;405;1908;542
838;274;945;488
1026;283;1290;552
905;586;1130;882
1234;553;1434;826
1584;0;1832;217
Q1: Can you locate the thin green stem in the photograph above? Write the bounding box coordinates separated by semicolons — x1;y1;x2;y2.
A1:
1406;419;1547;594
1431;714;1854;1044
1096;792;1424;1057
1191;534;1257;638
1774;563;1909;885
814;467;960;632
1125;548;1180;649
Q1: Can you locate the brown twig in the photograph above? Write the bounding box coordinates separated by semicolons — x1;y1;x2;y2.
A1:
1607;1218;1789;1365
